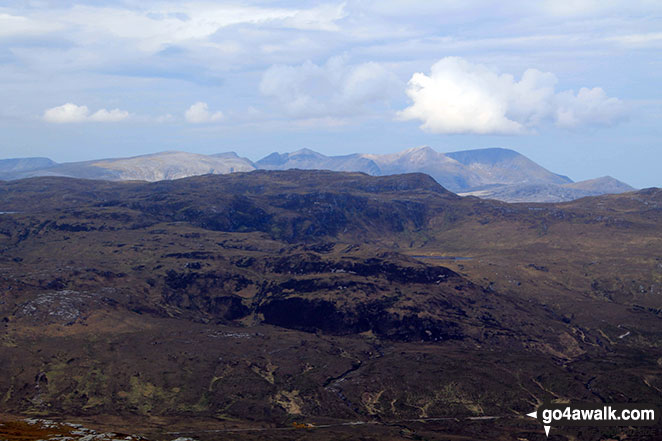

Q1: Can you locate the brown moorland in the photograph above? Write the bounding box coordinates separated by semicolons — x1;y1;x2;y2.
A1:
0;170;660;440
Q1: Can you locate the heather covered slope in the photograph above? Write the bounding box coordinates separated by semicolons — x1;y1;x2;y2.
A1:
0;170;660;440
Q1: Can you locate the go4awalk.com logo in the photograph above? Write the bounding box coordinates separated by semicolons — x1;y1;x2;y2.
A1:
527;402;660;436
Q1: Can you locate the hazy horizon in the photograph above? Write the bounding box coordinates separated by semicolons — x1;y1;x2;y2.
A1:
1;1;660;188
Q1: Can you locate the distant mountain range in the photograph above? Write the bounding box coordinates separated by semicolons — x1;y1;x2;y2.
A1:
459;177;635;203
0;151;254;182
0;147;635;202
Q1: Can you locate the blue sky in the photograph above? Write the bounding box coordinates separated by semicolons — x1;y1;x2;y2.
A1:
0;1;661;187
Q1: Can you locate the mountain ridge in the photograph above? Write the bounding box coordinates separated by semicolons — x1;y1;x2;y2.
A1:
0;147;635;202
0;157;56;175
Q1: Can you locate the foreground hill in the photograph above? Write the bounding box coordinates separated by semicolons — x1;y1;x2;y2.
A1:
0;170;660;440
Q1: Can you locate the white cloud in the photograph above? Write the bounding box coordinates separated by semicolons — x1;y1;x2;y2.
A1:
154;114;175;123
259;56;401;118
43;103;89;123
88;108;131;122
43;103;129;123
535;0;662;17
184;102;224;123
45;3;346;53
0;13;62;37
278;3;347;32
608;32;662;47
539;0;615;16
398;57;626;134
554;87;626;128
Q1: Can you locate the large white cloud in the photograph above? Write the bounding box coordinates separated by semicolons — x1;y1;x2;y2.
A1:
43;103;129;123
398;57;626;134
259;56;401;118
184;102;224;123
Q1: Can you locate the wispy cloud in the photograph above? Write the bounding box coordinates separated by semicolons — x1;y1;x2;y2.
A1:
260;55;401;119
607;32;662;47
0;12;63;37
9;3;347;53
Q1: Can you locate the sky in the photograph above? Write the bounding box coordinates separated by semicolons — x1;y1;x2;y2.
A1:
0;1;661;188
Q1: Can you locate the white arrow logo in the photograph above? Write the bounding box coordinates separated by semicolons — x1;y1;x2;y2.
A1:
527;410;551;437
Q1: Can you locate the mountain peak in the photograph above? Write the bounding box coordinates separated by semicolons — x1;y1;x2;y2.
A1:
396;145;441;158
255;148;379;175
446;147;572;187
563;176;635;193
211;152;241;159
290;148;326;158
402;145;434;153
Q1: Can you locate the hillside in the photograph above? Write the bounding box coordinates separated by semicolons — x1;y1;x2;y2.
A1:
564;175;635;193
461;176;635;202
256;148;381;175
362;146;481;190
0;157;56;177
0;170;660;440
445;147;572;186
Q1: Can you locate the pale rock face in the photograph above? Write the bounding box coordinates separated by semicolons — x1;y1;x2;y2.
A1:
1;151;256;182
90;151;255;181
